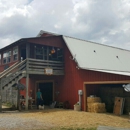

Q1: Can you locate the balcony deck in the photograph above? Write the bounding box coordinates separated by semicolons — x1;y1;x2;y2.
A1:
26;58;64;75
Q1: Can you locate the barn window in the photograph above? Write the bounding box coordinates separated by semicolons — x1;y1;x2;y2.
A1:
35;46;43;60
13;46;18;61
49;47;63;61
3;50;11;64
34;44;63;61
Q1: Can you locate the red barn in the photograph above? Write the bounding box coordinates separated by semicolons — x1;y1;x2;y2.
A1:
0;30;130;113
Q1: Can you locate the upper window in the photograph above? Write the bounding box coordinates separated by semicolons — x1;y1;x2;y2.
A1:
35;46;43;60
34;45;63;61
3;50;11;64
49;47;63;61
13;46;18;61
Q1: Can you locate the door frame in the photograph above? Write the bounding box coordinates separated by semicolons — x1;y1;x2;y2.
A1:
35;80;55;103
83;80;130;111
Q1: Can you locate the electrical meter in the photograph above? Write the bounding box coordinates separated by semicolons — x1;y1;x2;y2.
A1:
78;90;83;95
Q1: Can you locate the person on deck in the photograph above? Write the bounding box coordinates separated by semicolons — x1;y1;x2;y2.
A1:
36;89;43;109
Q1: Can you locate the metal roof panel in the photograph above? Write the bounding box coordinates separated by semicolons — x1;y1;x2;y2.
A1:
63;36;130;75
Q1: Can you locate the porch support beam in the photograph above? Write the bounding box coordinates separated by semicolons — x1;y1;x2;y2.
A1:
25;59;29;110
26;43;30;58
25;73;29;110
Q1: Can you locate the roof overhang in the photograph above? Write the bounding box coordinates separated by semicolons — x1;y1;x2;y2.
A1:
81;67;130;76
0;36;61;52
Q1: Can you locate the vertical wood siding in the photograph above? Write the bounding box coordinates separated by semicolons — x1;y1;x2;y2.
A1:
55;44;130;110
1;36;130;111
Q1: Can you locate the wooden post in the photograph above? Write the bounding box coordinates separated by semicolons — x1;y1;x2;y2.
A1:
25;73;29;110
18;88;21;111
47;46;49;60
26;43;30;58
25;43;30;110
0;79;2;112
83;83;87;111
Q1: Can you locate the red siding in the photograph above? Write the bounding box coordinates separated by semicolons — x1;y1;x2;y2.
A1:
27;36;64;48
55;45;130;110
41;33;54;37
0;61;17;72
1;36;130;111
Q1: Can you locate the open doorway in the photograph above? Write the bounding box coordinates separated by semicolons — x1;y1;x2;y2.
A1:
38;82;53;105
21;48;26;60
84;81;130;114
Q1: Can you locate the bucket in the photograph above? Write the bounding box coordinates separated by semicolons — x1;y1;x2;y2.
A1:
74;104;80;111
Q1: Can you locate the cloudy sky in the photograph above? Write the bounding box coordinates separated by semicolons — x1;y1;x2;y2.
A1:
0;0;130;50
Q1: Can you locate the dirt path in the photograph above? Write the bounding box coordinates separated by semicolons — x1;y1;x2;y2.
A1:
0;109;130;130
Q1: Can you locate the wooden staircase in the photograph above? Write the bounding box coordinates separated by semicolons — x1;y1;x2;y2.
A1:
0;58;64;111
0;59;26;90
0;60;27;110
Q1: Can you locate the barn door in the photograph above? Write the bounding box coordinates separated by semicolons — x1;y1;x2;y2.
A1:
113;97;125;115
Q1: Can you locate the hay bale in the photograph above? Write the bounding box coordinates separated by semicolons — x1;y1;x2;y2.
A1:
92;103;106;113
87;103;94;112
92;103;105;109
87;103;93;108
87;97;101;103
87;103;106;113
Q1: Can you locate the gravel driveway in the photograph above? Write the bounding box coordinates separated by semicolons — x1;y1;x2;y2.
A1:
0;109;130;130
0;110;55;130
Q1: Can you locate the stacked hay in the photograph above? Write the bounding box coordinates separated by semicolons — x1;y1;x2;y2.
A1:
87;97;101;103
87;97;101;112
87;97;106;113
92;103;106;113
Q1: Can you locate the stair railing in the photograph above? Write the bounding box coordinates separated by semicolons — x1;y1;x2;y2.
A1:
0;59;27;88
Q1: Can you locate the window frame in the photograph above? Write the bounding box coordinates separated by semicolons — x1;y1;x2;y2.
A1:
3;50;12;64
13;46;18;61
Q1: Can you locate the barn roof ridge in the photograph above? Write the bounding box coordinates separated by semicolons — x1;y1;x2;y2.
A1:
37;30;130;52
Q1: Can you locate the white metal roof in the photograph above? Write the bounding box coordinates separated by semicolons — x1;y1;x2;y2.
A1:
63;36;130;76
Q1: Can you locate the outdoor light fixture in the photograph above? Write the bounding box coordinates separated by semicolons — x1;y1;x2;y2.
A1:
122;84;130;92
51;47;55;54
76;66;80;70
69;54;76;60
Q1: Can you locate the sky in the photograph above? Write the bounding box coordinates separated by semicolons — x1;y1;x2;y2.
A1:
0;0;130;50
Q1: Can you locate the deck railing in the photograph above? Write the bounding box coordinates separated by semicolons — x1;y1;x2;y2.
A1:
0;58;64;88
27;58;64;75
